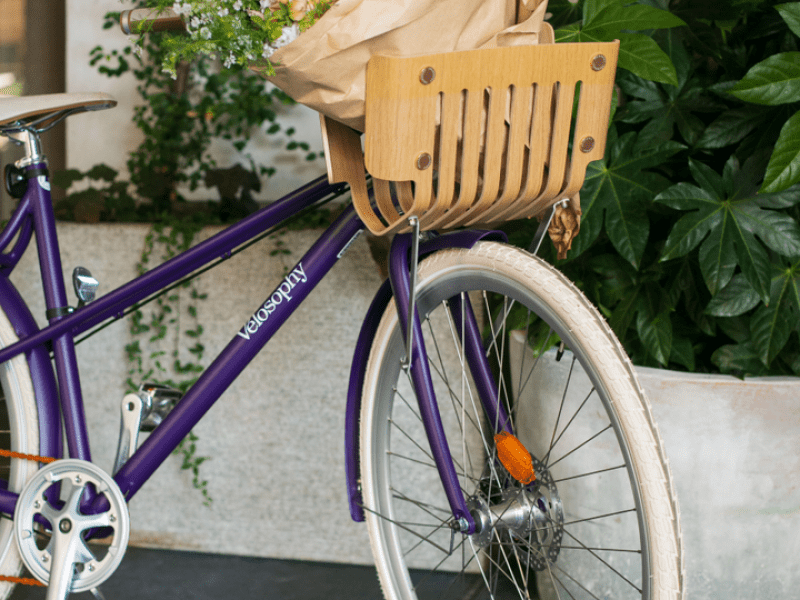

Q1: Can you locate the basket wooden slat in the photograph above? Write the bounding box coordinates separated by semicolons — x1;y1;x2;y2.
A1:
320;40;619;236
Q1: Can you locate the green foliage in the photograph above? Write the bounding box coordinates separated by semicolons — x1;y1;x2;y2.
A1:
140;0;333;77
55;9;322;224
727;5;800;193
554;0;686;86
505;0;800;378
125;222;213;505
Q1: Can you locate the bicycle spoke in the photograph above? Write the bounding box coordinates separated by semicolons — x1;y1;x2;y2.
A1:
558;521;642;593
547;355;576;462
483;293;515;436
552;463;626;484
388;417;467;477
484;292;516;361
360;504;451;555
393;386;423;424
550;561;601;600
410;536;470;595
391;488;452;519
543;557;570;600
547;424;613;469
559;545;641;554
544;386;597;463
563;507;637;528
403;520;452;557
423;331;484;438
516;325;554;400
442;303;503;491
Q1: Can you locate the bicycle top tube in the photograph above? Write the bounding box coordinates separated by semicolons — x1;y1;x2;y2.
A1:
0;173;349;366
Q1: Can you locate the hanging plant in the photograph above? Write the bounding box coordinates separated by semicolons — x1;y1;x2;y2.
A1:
125;221;213;506
137;0;337;77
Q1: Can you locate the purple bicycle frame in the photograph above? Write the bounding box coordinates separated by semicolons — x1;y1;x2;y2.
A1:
0;162;504;531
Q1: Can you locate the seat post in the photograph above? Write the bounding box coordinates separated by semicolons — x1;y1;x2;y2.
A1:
7;128;47;168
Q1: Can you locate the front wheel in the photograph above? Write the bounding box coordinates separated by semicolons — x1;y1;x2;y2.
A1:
360;242;683;600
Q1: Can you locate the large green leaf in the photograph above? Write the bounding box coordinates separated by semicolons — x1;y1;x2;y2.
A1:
659;204;721;259
711;342;768;376
705;274;760;317
584;3;685;37
575;131;683;266
776;3;800;38
657;155;800;300
617;72;724;146
761;109;800;193
750;262;800;365
556;29;679;87
669;335;695;371
636;309;673;365
581;0;624;28
697;215;739;296
729;52;800;105
696;107;770;150
617;33;679;87
735;202;800;257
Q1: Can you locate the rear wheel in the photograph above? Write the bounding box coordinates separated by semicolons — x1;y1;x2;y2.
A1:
360;242;683;600
0;307;41;597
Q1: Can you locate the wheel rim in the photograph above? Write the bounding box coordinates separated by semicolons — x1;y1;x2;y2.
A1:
362;264;652;600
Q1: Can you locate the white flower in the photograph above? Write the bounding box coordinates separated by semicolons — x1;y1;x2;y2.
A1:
233;0;243;10
272;24;299;49
218;8;229;17
200;26;212;39
262;43;276;58
190;16;201;28
260;0;270;11
172;2;192;16
223;53;236;68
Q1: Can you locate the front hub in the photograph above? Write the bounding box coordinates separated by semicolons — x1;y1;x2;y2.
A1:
466;456;563;571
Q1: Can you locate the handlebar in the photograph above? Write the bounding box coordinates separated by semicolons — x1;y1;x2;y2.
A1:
119;8;186;34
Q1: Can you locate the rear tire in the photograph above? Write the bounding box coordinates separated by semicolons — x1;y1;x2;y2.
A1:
0;306;42;597
360;242;683;600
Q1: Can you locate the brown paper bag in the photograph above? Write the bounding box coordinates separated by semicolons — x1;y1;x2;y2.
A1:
255;0;548;131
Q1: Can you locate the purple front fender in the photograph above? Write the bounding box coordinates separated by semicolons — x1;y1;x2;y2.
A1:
344;229;506;522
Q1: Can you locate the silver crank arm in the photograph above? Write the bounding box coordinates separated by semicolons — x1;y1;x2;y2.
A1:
113;393;143;474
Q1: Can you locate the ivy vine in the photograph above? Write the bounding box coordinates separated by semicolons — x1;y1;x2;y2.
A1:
125;221;212;505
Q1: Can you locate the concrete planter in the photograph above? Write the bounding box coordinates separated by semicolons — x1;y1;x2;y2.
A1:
10;222;381;564
509;331;800;599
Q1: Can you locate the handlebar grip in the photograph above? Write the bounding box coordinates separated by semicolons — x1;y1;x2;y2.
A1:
119;8;186;34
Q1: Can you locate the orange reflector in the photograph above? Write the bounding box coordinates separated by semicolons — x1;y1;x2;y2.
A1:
494;431;536;484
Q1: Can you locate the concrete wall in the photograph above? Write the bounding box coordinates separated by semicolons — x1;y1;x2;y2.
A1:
65;0;326;202
10;223;382;564
510;334;800;600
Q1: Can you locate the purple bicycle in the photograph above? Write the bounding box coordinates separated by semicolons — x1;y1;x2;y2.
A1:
0;10;682;600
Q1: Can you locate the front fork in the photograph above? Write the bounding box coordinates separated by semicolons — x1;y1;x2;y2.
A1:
387;232;512;535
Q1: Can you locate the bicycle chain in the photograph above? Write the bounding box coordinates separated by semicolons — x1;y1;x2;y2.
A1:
0;449;56;586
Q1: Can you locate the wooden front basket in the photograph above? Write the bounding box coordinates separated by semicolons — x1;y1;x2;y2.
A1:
321;41;620;236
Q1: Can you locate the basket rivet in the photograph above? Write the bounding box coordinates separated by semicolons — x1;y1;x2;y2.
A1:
419;67;436;85
591;54;607;71
416;152;432;170
580;137;595;153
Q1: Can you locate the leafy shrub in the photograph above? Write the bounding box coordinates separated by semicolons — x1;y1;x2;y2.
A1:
505;0;800;377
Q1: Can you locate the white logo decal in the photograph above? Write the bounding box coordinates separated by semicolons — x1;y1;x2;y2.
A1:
37;176;51;191
237;263;308;340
